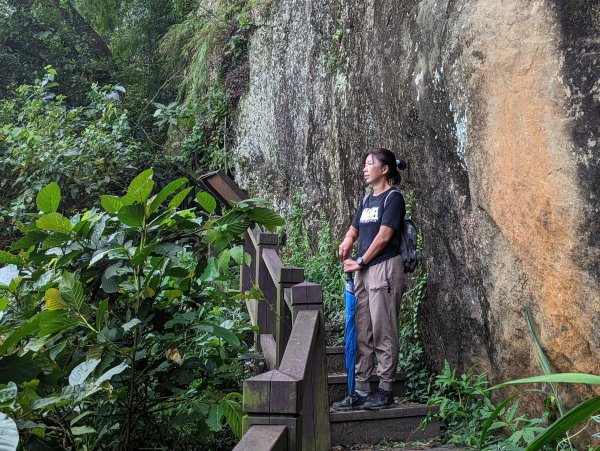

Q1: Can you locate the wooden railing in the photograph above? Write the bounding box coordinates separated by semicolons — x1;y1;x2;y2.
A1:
201;171;331;451
235;227;331;450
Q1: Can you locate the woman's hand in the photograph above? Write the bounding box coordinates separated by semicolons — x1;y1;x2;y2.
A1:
343;259;361;273
338;237;353;260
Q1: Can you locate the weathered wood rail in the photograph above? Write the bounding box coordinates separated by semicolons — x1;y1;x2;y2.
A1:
202;171;331;451
236;227;331;450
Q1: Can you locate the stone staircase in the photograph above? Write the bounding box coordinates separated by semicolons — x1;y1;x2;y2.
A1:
326;346;441;448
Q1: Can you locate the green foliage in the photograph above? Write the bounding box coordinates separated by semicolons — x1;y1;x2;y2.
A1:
426;362;551;449
396;269;435;403
175;82;231;172
0;69;180;248
526;308;565;419
281;192;344;344
160;0;253;103
0;172;282;449
159;0;257;173
0;0;114;104
492;374;600;450
427;361;496;447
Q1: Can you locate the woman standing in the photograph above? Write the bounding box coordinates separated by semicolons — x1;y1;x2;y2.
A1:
332;148;406;411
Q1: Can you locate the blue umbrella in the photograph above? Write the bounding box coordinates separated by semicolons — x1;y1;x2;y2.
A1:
344;272;357;396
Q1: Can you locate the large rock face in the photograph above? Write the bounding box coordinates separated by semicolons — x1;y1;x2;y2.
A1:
231;0;599;412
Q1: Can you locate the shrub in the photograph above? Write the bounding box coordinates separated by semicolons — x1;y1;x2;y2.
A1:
0;170;283;449
0;68;178;248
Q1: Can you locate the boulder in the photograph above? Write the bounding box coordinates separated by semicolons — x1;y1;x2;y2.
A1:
231;0;600;425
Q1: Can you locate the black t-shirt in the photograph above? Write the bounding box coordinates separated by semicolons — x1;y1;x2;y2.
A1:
351;187;406;268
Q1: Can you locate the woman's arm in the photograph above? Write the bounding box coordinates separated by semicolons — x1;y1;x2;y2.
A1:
343;225;394;272
338;226;359;260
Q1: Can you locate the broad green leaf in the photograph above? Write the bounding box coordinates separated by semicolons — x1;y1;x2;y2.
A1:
196;192;217;214
198;259;219;283
123;169;154;204
55;249;84;268
247;207;284;232
23;336;50;353
89;249;114;267
96;299;109;332
71;426;96;436
36;182;61;213
41;233;70;250
10;231;48;251
230;246;243;264
36;212;72;233
0;316;39;355
213;324;240;347
69;359;101;386
149;178;188;213
0;353;40;384
0;265;19;288
118;203;145;227
217;249;230;271
70;410;94;427
0;382;17;410
0;252;19;265
31;396;68;410
100;195;122;213
44;288;67;311
142;286;155;299
0;412;19;451
37;310;78;337
198;322;240;347
223;393;243;438
122;318;141;333
0;298;8;311
131;243;156;265
525;396;600;451
167;187;193;210
97;362;128;384
492;373;600;389
214;210;251;236
59;272;84;312
206;404;224;432
101;274;119;294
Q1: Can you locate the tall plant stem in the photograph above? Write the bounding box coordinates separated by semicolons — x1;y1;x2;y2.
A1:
125;217;147;448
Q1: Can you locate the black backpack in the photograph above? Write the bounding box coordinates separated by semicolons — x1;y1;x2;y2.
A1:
363;189;419;273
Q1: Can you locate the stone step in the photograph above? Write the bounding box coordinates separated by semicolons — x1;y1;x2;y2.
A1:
329;403;441;447
328;372;407;404
326;346;346;373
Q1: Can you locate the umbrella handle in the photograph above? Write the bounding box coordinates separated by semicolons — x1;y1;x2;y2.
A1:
345;272;353;282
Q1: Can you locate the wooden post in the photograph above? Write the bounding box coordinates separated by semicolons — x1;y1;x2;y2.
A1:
254;231;278;338
290;283;331;451
276;267;304;366
243;369;302;450
233;425;287;451
242;231;257;330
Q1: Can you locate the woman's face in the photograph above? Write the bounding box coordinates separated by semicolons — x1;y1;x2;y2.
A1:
363;154;388;185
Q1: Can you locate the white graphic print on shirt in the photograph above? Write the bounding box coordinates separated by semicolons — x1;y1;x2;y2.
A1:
360;207;379;223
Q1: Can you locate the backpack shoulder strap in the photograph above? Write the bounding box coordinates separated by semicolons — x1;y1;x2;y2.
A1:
362;193;369;207
383;188;400;209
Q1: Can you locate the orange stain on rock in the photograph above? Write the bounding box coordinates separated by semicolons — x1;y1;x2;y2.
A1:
478;26;599;378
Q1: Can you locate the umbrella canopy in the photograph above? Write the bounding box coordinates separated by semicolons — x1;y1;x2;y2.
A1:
344;273;357;396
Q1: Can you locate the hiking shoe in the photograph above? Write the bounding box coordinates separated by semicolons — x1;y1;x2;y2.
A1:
331;392;367;411
363;388;394;410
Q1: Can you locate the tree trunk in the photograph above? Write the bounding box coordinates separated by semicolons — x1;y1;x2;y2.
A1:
51;0;114;62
